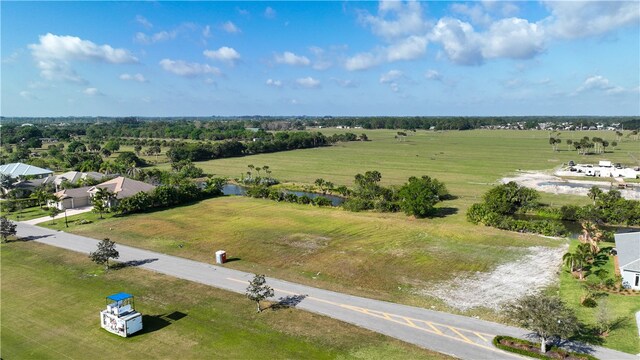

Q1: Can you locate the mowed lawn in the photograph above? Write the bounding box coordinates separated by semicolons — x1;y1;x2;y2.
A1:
48;196;560;312
1;242;451;360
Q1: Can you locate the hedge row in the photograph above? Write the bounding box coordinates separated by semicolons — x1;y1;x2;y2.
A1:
492;336;599;360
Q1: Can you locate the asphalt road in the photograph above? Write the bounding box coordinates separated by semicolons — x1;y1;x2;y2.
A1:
15;223;637;360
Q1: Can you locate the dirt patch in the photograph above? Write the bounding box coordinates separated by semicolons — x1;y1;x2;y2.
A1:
281;233;331;251
416;245;568;311
502;171;640;200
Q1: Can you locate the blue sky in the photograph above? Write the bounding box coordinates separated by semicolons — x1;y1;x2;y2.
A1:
2;1;639;117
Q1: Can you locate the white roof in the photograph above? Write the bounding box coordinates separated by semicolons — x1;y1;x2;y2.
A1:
0;162;53;178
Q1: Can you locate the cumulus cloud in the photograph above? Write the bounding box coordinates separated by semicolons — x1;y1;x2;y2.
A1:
450;3;492;26
265;79;282;88
222;21;241;33
119;73;147;82
159;59;221;77
135;30;177;44
28;33;136;83
135;15;153;29
30;33;137;63
425;69;442;81
576;75;626;95
359;1;428;39
345;52;380;71
481;18;545;59
264;6;276;19
203;47;241;65
202;25;212;38
543;1;640;39
379;69;403;84
379;69;405;92
274;51;310;66
83;87;102;96
430;16;544;65
296;76;321;88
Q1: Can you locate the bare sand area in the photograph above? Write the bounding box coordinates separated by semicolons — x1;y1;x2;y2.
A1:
502;171;640;200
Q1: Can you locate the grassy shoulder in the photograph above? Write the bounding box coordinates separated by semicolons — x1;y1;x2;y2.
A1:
1;241;451;360
555;241;640;354
42;195;561;315
3;205;51;221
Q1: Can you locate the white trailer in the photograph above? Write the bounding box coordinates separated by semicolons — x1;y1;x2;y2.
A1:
100;292;143;337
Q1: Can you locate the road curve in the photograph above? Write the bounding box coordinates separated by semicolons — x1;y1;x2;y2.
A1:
15;223;636;360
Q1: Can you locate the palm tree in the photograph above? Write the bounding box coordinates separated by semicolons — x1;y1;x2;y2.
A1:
92;187;115;219
587;186;603;205
578;220;604;255
563;243;593;280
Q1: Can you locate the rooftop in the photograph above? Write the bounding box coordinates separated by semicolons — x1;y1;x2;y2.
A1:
615;232;640;272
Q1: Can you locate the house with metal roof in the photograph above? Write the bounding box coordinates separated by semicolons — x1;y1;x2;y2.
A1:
614;232;640;290
0;162;53;179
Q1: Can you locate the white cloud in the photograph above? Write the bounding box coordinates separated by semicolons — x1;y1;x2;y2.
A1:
135;30;177;44
430;17;483;65
425;69;442;81
120;73;147;82
19;91;38;100
296;76;321;88
359;1;427;39
202;25;212;38
265;79;282;88
384;35;428;62
576;75;628;95
542;1;640;39
204;47;241;65
379;70;403;84
451;3;492;26
222;21;241;33
2;50;22;64
29;33;137;63
135;15;153;29
429;16;544;65
481;18;545;60
274;51;310;66
83;87;101;96
159;59;221;77
344;52;379;71
264;6;276;19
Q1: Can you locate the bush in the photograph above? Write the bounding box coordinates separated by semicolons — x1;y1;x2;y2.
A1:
493;336;598;360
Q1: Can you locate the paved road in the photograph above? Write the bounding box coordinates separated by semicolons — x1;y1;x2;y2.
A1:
15;223;637;360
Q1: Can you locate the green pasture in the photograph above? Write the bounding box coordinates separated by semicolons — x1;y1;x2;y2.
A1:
0;242;449;359
169;129;638;206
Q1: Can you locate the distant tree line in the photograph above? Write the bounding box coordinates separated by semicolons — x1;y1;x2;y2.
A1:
166;131;356;163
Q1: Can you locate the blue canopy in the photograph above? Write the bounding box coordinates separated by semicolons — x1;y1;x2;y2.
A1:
107;292;133;301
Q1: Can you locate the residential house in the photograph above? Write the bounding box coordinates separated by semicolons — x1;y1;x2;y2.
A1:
0;162;53;180
50;186;93;210
614;232;640;290
88;176;156;208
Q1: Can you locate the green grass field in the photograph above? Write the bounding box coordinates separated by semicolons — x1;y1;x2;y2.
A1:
167;129;639;203
1;241;450;359
45;195;560;315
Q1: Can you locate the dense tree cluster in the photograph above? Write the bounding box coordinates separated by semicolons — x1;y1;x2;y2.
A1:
166;131;347;163
558;188;640;226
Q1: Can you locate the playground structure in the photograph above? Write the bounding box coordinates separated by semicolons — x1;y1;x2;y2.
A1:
100;292;143;337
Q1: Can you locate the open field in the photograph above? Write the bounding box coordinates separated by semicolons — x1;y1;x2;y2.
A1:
1;241;450;359
163;130;639;207
45;195;561;316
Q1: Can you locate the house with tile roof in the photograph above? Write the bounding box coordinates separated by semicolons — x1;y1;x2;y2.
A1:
614;232;640;290
88;176;156;208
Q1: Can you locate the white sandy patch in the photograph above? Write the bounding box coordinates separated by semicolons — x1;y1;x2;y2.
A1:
418;245;568;311
502;171;640;200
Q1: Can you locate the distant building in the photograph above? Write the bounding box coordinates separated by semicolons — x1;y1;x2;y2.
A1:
615;232;640;290
0;162;53;180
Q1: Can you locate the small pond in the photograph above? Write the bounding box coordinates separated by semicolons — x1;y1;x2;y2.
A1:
222;184;345;206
